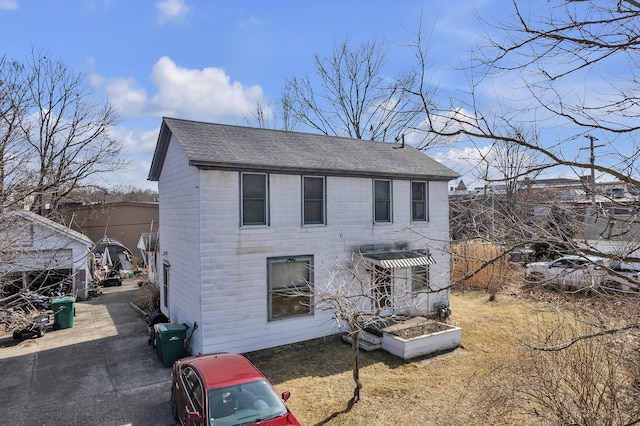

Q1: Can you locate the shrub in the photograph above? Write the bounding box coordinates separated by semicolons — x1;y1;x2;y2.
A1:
451;240;508;291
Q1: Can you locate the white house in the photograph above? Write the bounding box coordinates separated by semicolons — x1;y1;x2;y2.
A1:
148;117;459;355
0;210;94;300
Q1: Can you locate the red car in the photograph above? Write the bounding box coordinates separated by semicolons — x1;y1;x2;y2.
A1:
171;353;300;426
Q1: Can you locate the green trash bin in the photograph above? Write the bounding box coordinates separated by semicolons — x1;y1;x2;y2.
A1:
156;323;188;368
50;296;76;329
154;323;169;362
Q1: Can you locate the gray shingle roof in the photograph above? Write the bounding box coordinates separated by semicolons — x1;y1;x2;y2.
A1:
148;117;459;181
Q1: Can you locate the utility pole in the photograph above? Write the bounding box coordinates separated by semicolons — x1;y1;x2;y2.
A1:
583;135;604;207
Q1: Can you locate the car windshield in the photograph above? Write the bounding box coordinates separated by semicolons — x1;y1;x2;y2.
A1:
208;379;288;426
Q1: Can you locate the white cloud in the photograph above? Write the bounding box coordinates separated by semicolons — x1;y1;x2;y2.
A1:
156;0;189;24
97;125;160;190
99;56;264;122
104;77;149;116
434;144;493;188
110;126;159;155
238;17;263;29
91;56;266;188
148;56;264;121
0;0;18;10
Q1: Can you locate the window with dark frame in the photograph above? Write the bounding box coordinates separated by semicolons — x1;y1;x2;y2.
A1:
372;265;393;308
411;181;428;222
267;256;313;321
412;263;430;292
241;173;268;226
162;261;170;308
374;179;391;223
303;176;325;225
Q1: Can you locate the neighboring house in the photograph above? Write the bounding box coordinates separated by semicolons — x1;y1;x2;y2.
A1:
148;117;459;355
0;210;94;300
137;232;159;284
60;201;159;262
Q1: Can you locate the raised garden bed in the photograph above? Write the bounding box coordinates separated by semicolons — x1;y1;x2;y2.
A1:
381;316;462;360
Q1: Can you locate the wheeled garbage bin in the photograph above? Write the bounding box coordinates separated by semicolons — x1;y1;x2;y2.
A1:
50;296;76;329
156;323;188;368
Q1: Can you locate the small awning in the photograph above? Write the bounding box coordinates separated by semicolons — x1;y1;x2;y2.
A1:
363;251;435;269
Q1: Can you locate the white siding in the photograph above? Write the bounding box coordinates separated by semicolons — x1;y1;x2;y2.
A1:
157;135;203;350
170;170;453;355
0;213;92;298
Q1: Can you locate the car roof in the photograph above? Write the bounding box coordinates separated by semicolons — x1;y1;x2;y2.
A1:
556;255;604;262
186;353;266;389
615;262;640;270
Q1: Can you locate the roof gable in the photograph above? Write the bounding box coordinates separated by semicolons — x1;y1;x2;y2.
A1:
2;210;94;247
148;117;459;182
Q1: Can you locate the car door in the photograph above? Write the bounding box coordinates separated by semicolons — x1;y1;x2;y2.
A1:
548;258;572;286
557;258;597;289
178;367;205;425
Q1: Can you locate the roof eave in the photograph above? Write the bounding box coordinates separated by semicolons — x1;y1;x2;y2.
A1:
148;119;172;182
189;160;460;181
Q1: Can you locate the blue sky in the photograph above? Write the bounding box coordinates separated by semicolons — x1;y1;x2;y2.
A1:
1;0;536;190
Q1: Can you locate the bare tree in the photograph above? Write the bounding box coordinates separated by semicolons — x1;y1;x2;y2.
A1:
412;1;640;261
477;308;640;425
0;48;126;216
0;50;126;327
0;56;32;210
415;3;640;421
297;252;445;406
282;39;418;141
449;129;541;244
245;92;299;131
65;184;158;204
482;129;541;217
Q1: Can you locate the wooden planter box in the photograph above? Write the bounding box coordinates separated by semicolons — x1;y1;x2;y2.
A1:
380;317;462;360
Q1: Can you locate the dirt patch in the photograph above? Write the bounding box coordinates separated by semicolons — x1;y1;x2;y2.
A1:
381;317;453;339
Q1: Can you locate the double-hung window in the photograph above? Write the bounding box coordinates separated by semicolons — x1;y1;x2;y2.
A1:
374;179;392;223
372;265;392;308
303;176;325;225
412;263;430;292
411;249;431;292
267;255;313;321
241;173;268;226
411;181;428;222
162;261;170;308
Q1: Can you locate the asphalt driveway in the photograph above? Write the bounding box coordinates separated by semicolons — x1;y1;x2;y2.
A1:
0;279;178;426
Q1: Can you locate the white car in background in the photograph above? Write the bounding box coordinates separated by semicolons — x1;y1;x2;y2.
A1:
525;255;607;290
603;262;640;292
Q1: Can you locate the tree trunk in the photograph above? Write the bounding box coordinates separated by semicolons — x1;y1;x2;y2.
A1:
350;329;362;403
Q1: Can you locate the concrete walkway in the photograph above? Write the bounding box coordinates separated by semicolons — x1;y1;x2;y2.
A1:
0;279;178;426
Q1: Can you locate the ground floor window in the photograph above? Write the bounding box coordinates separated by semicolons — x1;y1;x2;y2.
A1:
372;265;392;309
267;255;313;321
411;263;430;292
163;261;170;309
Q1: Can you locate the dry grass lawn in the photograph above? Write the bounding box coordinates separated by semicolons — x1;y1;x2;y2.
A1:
245;287;571;426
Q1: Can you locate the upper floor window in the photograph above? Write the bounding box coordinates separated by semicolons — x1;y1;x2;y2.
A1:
267;255;313;321
374;179;392;223
303;176;325;225
411;181;428;222
241;173;268;226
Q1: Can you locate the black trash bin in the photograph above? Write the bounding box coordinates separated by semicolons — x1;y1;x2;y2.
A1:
147;311;169;347
156;323;188;368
